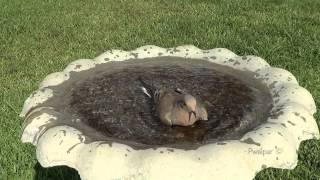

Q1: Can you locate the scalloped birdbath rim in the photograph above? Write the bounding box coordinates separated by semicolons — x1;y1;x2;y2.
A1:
21;45;319;180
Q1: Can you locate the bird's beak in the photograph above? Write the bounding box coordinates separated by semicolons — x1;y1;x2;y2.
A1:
188;111;197;121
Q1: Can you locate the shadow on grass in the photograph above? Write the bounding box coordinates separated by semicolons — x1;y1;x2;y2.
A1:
34;163;81;180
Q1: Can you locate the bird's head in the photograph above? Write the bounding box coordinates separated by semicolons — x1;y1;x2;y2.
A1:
183;94;197;120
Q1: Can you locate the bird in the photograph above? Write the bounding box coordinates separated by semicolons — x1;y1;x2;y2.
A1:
139;78;208;126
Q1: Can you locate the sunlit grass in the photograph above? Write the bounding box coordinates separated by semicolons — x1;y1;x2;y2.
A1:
1;0;319;179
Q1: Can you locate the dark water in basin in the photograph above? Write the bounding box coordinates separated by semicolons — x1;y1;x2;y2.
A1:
66;57;272;148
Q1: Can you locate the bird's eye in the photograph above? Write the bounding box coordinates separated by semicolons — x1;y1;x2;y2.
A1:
178;101;186;107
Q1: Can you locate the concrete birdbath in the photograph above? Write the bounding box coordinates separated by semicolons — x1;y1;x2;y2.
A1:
21;45;319;180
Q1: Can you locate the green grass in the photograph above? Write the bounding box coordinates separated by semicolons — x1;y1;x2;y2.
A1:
1;0;320;179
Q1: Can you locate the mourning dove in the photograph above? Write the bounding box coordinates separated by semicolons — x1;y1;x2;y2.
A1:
139;78;208;126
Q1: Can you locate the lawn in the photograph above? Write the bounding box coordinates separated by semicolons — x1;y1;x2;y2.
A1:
1;0;320;179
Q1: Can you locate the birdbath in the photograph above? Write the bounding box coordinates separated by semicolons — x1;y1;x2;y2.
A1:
21;45;319;180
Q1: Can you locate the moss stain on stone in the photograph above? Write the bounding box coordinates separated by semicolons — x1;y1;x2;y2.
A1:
241;138;261;146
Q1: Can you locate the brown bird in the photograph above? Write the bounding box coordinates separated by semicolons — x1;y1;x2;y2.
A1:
139;78;208;126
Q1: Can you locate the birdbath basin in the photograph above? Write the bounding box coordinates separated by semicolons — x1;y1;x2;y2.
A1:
21;45;319;180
